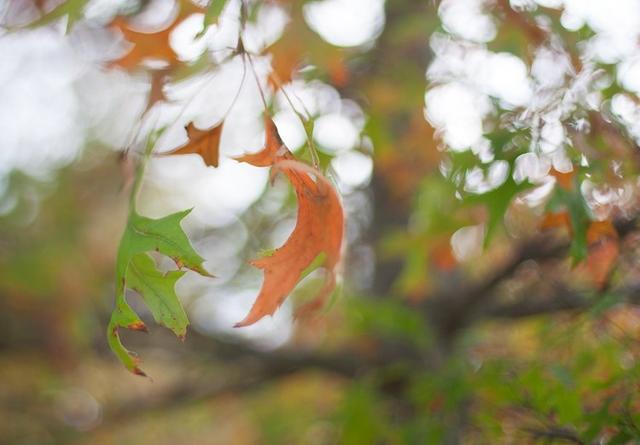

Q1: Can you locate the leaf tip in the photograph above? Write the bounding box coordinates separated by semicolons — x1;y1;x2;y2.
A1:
233;319;251;328
128;321;148;333
133;366;148;378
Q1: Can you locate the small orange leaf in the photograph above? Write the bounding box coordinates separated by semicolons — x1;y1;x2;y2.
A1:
587;220;618;244
267;39;303;89
164;121;224;168
540;211;570;232
110;17;179;71
109;0;204;71
586;220;619;289
587;239;619;289
550;168;575;190
431;240;457;272
235;117;291;166
234;118;344;327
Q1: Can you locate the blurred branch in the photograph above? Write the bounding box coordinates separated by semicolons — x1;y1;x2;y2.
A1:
522;426;583;444
74;332;424;442
486;282;640;320
421;233;566;340
420;215;638;339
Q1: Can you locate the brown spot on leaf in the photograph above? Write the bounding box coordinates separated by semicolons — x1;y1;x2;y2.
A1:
128;321;148;332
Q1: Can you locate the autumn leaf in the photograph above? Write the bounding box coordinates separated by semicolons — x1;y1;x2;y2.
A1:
235;117;292;167
540;211;571;231
234;117;344;327
585;220;619;289
109;0;204;71
550;168;575;190
163;121;224;168
268;38;303;88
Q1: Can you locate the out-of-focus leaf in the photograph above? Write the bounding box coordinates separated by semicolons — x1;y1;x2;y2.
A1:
585;220;619;288
340;383;384;445
198;0;229;38
27;0;88;33
347;298;431;347
162;121;224;168
547;185;591;263
109;0;204;71
464;175;532;243
590;292;622;318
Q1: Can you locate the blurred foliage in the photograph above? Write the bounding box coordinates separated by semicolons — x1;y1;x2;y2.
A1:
3;0;640;444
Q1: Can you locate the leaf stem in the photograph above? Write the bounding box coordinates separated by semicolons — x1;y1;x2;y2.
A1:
128;132;157;214
270;72;320;169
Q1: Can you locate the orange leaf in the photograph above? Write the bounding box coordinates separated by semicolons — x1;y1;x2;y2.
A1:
268;39;302;89
164;121;224;168
235;117;292;166
109;0;204;71
587;239;619;289
234;118;344;327
587;220;618;244
539;211;570;232
431;240;457;272
586;220;619;289
550;168;575;190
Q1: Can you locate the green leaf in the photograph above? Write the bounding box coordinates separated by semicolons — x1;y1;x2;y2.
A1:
126;253;189;339
197;0;229;38
340;383;385;445
28;0;88;33
464;175;532;244
108;209;210;375
117;209;210;278
547;185;591;263
590;292;622;317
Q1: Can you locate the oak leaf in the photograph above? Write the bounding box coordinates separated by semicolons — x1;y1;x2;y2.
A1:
109;0;204;71
234;117;344;327
108;209;210;376
163;121;224;168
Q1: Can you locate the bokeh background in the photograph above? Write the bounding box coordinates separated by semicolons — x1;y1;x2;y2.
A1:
3;0;640;443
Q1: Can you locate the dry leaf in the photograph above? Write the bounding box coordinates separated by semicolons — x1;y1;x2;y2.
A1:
164;121;224;168
145;69;170;112
540;211;571;231
586;220;619;289
109;0;204;71
234;117;344;327
268;39;303;89
550;168;575;190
